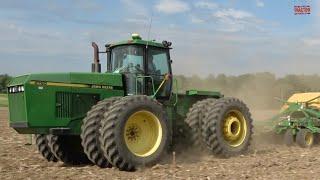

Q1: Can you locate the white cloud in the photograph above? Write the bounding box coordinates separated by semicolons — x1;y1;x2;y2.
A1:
126;18;148;24
155;0;190;14
303;38;320;46
256;0;264;7
213;8;253;19
190;15;205;24
211;9;261;32
194;1;218;10
121;0;148;16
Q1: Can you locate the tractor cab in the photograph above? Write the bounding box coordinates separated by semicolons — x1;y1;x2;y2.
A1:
92;34;172;99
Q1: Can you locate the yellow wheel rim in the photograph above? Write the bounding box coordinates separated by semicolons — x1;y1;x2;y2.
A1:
124;110;162;157
305;131;313;146
222;110;247;147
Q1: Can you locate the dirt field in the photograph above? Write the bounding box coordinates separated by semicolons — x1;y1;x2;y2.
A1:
1;108;320;180
0;94;8;107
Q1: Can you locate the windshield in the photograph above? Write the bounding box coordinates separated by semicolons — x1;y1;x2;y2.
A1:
111;46;144;74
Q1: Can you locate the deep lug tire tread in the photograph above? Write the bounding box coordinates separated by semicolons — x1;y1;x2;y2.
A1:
81;97;120;168
48;135;90;165
202;97;253;157
35;134;58;162
100;95;170;171
283;129;295;146
184;98;217;147
296;129;314;148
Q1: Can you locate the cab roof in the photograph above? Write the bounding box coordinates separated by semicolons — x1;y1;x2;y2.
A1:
109;34;169;49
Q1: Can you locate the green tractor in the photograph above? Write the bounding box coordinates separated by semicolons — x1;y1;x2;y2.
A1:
7;34;253;171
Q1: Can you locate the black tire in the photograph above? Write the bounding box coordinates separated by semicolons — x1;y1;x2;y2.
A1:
81;97;120;168
48;135;90;165
184;98;217;147
100;95;170;171
314;133;320;144
35;134;58;162
283;129;295;146
296;129;314;148
202;97;253;157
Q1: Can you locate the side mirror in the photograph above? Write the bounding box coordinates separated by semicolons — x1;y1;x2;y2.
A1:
105;44;111;52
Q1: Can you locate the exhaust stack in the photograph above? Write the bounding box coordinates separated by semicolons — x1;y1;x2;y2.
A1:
91;42;101;73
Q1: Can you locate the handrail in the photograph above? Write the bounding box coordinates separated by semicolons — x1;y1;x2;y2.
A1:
173;78;178;106
135;75;155;95
135;74;178;106
152;74;170;98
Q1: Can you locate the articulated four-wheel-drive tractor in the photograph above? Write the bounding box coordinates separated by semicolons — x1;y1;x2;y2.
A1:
7;34;253;171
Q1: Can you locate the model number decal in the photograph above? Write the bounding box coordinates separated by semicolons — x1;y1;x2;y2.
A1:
32;81;47;86
91;85;113;90
30;81;113;90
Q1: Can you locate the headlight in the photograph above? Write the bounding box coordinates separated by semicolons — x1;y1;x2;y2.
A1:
18;86;24;92
12;87;17;93
8;85;24;93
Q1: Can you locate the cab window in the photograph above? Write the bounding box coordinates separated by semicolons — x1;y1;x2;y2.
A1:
147;48;169;75
111;46;144;74
147;47;171;98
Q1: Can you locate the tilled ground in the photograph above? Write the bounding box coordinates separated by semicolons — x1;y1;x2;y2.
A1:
1;107;320;180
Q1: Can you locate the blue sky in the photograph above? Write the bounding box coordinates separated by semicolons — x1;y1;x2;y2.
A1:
0;0;319;77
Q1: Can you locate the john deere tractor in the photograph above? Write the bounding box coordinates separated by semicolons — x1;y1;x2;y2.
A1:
7;34;253;171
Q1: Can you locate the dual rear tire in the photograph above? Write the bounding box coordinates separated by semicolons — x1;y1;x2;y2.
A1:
185;97;253;157
184;98;217;148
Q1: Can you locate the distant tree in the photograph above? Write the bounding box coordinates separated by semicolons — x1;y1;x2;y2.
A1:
173;73;320;109
0;74;11;93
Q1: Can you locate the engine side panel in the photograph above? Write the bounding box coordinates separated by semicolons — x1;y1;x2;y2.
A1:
8;72;124;135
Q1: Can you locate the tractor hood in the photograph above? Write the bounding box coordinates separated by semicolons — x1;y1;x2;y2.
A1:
8;72;123;88
7;72;124;135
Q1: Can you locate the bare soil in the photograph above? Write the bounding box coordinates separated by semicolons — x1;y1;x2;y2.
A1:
1;107;320;180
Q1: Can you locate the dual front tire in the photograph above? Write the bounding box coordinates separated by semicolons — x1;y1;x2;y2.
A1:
80;97;120;168
82;95;170;171
99;95;170;171
35;95;169;170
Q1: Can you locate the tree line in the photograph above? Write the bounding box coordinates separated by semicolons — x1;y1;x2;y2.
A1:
174;72;320;109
